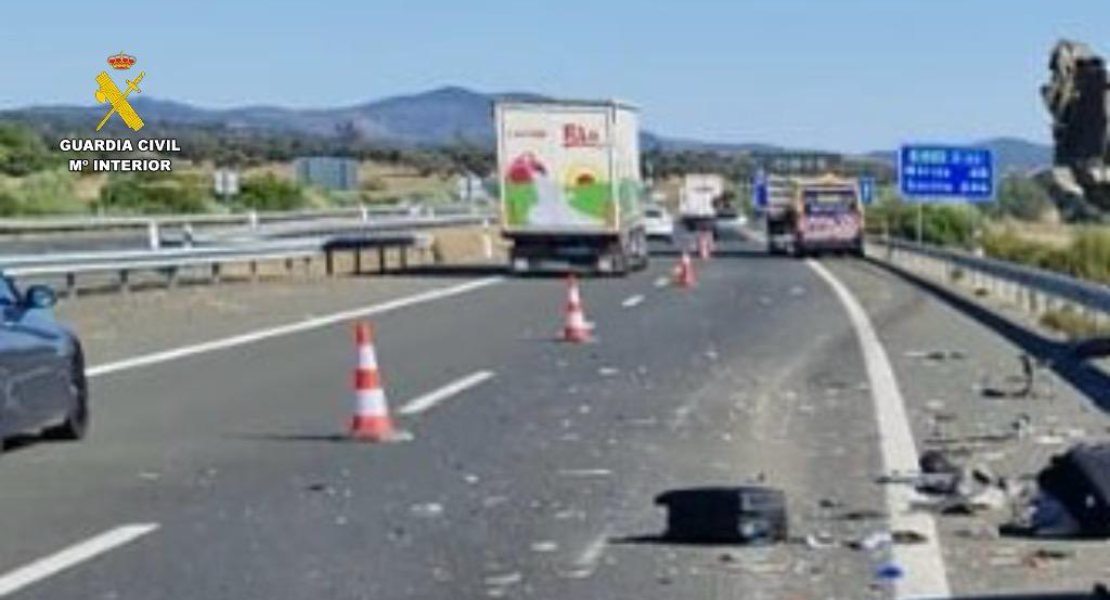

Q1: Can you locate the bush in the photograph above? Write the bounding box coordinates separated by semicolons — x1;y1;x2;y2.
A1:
9;169;84;215
0;190;19;216
982;228;1110;285
235;174;307;212
97;172;210;214
867;193;980;247
1040;306;1110;340
0;124;55;177
991;175;1055;221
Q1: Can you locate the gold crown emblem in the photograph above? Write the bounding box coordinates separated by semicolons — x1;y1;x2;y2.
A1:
107;51;136;70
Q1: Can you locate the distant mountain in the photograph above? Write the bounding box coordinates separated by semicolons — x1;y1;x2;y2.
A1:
2;86;526;145
867;137;1053;173
0;87;1053;168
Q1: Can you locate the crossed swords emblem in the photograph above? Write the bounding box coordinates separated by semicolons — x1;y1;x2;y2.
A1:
94;70;145;131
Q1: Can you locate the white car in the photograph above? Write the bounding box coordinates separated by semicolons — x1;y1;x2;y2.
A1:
643;206;675;240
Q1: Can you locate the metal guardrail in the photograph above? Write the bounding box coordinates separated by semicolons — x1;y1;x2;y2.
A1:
0;209;491;295
0;203;485;234
869;237;1110;317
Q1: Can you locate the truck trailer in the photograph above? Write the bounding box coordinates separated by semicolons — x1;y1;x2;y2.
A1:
495;99;648;275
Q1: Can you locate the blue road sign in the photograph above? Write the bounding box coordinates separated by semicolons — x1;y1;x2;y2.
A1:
753;170;768;209
898;145;994;201
859;176;876;205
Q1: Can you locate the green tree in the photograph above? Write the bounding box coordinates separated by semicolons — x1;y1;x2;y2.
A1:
236;174;307;211
0;123;55;176
991;175;1054;221
98;172;209;214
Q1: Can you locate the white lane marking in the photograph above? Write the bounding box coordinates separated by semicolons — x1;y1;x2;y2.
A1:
87;277;503;378
621;294;644;308
0;523;159;598
397;370;495;415
572;528;610;573
557;468;612;478
808;260;950;599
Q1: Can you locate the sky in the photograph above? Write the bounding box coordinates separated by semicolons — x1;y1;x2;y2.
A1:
1;0;1107;152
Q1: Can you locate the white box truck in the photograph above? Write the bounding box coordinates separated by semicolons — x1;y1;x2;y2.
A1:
679;173;723;233
495;99;648;275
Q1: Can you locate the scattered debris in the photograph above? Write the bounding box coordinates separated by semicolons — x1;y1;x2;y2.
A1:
1022;547;1075;568
904;349;966;362
891;529;929;545
980;354;1055;400
1007;443;1110;538
558;468;613;478
804;532;838;550
851;531;892;552
484;571;523;588
598;367;620;377
530;540;559;553
410;502;445;519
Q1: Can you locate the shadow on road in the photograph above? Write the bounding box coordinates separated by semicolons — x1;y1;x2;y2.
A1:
385;263;508;278
226;432;350;444
865;258;1110;410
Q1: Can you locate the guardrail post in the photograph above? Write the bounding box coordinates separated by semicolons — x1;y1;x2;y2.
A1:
249;261;259;283
325;249;334;276
119;269;130;294
147;220;161;250
211;262;221;284
400;247;408;270
248;211;259;230
353;249;362;275
378;248;386;273
65;272;77;298
302;256;312;278
166;266;179;289
284;258;294;274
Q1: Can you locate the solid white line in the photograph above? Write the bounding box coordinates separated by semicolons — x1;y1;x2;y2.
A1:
807;260;950;600
86;277;503;378
397;370;495;416
621;294;645;308
0;523;159;598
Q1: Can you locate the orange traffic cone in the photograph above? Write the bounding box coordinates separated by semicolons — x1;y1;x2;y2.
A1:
674;251;696;287
350;321;397;442
564;275;593;343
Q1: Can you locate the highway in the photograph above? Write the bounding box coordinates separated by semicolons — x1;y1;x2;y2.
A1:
0;234;1106;599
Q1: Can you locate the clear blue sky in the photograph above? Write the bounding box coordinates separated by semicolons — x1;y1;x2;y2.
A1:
2;0;1106;152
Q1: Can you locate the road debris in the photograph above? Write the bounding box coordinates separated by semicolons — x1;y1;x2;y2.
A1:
904;348;967;362
1006;443;1110;538
410;502;445;518
655;486;788;544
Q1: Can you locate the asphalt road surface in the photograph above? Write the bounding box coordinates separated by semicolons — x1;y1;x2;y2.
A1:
0;236;1106;599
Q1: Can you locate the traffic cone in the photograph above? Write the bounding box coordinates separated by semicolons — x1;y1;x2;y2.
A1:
674;251;696;287
350;321;397;442
563;275;593;343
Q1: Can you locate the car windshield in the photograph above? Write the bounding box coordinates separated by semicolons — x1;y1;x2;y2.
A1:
3;4;1109;600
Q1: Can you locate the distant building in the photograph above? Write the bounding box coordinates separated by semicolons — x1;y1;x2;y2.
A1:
455;172;490;202
294;157;359;191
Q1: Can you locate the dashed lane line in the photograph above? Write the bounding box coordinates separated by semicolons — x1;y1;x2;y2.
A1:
87;277;503;378
398;370;495;415
0;524;159;598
